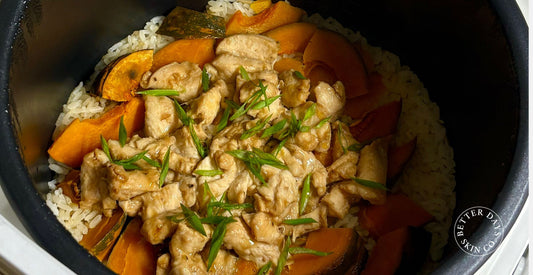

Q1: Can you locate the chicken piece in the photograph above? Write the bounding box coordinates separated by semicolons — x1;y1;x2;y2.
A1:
141;61;202;102
293;130;319;152
141;211;180;244
279;70;311;108
353;138;388;205
212;54;271;84
327;151;359;183
227;169;254;204
144;94;182;139
207;249;238;275
157;254;171;275
216;34;279;66
79;149;116;216
118;197;142;217
278;144;328;196
136;183;184;220
237;80;285;122
107;164;160;201
169;222;211;275
223;218;280;266
321;184;358;219
242;212;283;245
254;168;298;216
314;120;332;153
189;80;224;126
313;81;345;120
175;174;197;208
235;70;279;92
289;206;327;241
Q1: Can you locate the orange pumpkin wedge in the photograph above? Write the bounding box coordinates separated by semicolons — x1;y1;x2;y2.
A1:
274;57;305;74
226;1;305;35
48;97;145;168
94;50;153;102
80;209;126;261
265;22;317;54
151;38;215;71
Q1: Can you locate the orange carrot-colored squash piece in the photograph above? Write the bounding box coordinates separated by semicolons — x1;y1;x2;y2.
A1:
80;209;127;261
250;0;272;14
56;170;81;203
361;227;410;275
274;57;305;74
303;29;368;98
349;100;401;144
358;193;433;238
265;22;317;54
94;50;153;102
48;97;145;168
344;72;387;120
305;62;337;87
235;259;258;275
284;228;354;275
107;217;156;275
387;137;417;180
151;38;215;71
226;1;305;35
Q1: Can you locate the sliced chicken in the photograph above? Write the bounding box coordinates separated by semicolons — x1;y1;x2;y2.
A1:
321;184;358;219
278;144;328;196
169;222;212;275
216;34;279;66
212;54;271;84
288;205;327;241
141;211;180;244
353;138;389;205
135;183;184;220
327;151;359;183
279;70;311;108
79;149;116;216
254;167;298;216
313;81;345;120
141;61;202;102
242;212;283;245
144;94;182;139
189;80;224;125
235;70;279;92
107;164;160;201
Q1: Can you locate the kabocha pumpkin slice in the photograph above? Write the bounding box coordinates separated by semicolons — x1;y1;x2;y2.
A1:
274;57;305;74
265;22;317;54
344;72;388;120
226;1;305;35
94;49;153;102
387;137;417;182
250;0;272;14
79;209;126;261
349;100;402;144
151;38;215;71
157;6;225;39
48;97;145;167
56;170;81;203
235;259;258;275
284;228;367;275
303;29;369;98
107;217;157;274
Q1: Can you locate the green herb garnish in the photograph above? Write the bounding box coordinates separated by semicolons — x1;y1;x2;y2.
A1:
240;115;271;140
347;142;365;152
303;103;316;122
194;169;224;177
239;66;251;81
136;89;181;96
299;174;311;215
119;116;127;147
189;123;207;158
159;147;171;187
202;67;210;92
207;201;253;212
257;262;272;275
181;203;206;236
288;247;332;257
351;177;389;191
142;155;161;168
315;117;331;129
216;107;231;133
282;218;318;225
272;138;287;156
294;70;307;80
207;217;235;271
100;135;112;160
275;236;291;275
251;94;280;110
226;148;287;185
261;119;287;139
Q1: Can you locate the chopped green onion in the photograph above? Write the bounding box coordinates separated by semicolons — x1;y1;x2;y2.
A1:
166;214;185;223
288;247;332;257
257;262;272;275
303;103;316;122
194;169;224;177
181;203;206;236
338;126;347;154
142;155;161;168
299;174;311;215
113;151;147;170
261;119;287;139
227;148;288;184
251;95;280;110
240;115;271;140
200;215;230;224
351;177;389;191
159;147;171;187
230;89;263;121
216;107;231;133
100;135;112;161
136;89;181;96
315;117;331;129
119;116;127;147
239;66;251;81
294;70;307;80
207;217;235;270
189;124;206;158
173;99;192;126
202;67;210;92
347;142;364;152
225;99;241;110
208;201;253;212
272;138;287;156
251;148;288;170
275;236;291;275
282;218;318;225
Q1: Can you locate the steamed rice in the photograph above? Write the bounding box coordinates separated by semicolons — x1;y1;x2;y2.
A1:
46;0;456;267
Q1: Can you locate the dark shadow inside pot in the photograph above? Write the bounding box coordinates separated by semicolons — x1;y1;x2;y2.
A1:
0;0;527;274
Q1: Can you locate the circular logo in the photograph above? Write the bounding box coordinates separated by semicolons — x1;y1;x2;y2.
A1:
453;206;503;256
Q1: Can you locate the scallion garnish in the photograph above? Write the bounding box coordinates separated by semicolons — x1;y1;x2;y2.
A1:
159;147;171;187
181;203;206;236
299;174;311;215
207;201;253;212
261;118;287;139
294;70;307;80
100;135;112;161
315;117;331;129
207;217;235;271
351;177;389;191
136;89;181;96
202;67;210;92
282;218;318;225
194;169;224;177
189;123;207;158
288;247;332;257
303;103;316;122
274;236;291;275
227;148;287;185
142;155;161;168
257;261;272;275
119;116;127;147
216;107;231;133
240;115;271;140
239;66;251;81
251;94;280;110
347;142;365;152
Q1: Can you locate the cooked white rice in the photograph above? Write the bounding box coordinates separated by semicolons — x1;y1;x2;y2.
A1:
47;0;455;265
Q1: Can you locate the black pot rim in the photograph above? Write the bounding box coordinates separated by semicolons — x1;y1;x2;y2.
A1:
0;1;527;275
